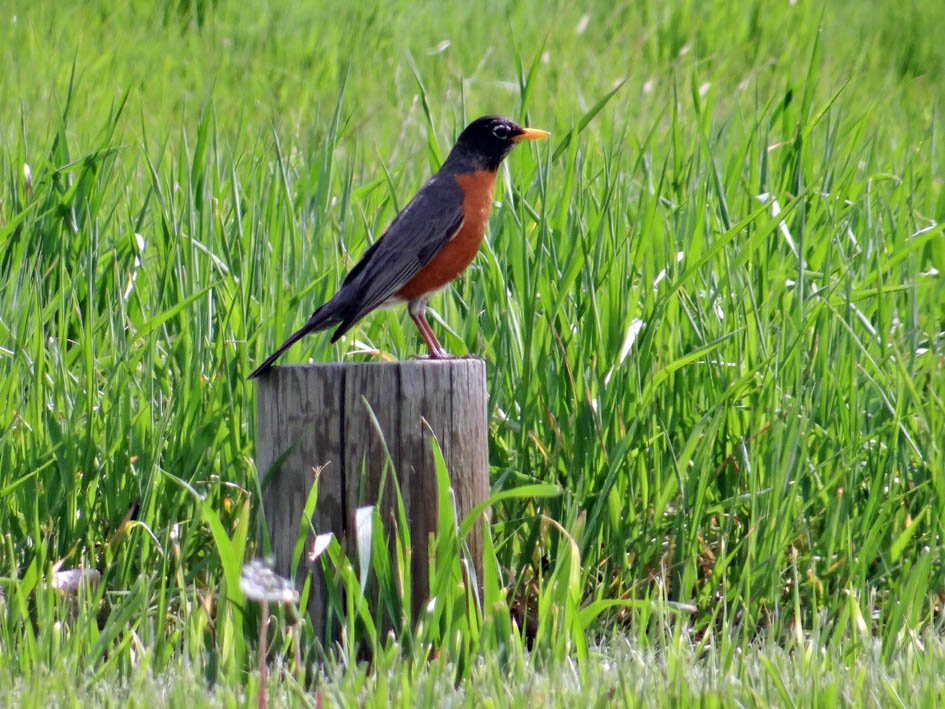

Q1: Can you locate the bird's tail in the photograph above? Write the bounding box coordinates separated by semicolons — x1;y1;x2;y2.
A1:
248;309;339;379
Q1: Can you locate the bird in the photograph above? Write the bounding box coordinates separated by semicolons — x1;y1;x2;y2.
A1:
249;115;549;379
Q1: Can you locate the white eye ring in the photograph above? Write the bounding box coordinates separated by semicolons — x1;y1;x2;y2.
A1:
492;124;510;139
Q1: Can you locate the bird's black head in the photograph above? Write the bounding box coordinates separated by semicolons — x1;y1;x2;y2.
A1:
447;116;549;171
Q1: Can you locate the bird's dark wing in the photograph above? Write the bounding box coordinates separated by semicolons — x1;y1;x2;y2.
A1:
330;173;464;330
250;172;465;378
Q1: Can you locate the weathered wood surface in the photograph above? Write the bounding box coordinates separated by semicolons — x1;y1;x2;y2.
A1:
256;360;489;638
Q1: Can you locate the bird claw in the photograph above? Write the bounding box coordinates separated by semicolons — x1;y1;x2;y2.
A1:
412;352;483;361
413;352;453;360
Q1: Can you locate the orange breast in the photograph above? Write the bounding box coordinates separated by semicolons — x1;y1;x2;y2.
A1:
397;170;496;301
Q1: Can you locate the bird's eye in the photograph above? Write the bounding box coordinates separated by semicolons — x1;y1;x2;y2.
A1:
492;124;510;139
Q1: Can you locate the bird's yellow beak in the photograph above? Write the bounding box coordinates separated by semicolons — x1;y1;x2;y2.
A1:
512;127;551;143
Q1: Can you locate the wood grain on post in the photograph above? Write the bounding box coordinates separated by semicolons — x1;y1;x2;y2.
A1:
256;360;489;638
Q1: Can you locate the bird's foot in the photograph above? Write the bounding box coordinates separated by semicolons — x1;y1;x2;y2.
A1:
413;352;454;360
413;352;483;361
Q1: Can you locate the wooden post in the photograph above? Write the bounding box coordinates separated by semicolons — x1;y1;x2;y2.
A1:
255;360;489;638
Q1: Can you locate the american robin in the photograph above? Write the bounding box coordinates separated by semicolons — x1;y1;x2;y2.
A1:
249;115;549;378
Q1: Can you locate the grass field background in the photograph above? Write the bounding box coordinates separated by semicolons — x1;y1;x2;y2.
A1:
2;0;944;704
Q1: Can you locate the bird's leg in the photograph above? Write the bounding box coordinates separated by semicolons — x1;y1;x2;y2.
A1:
410;310;449;358
408;298;451;358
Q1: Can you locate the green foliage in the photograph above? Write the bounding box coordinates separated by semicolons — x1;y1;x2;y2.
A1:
1;0;944;703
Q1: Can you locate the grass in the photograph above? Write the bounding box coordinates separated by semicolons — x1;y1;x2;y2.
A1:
8;633;945;706
2;0;945;704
